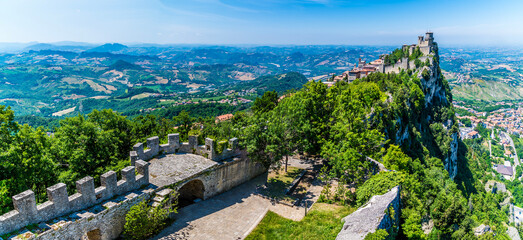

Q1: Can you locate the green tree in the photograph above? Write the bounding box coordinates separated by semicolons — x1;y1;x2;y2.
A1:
51;115;120;180
0;124;56;213
243;114;281;169
0;105;19;150
382;145;412;172
132;115;159;142
88;109;133;160
174;110;193;140
252;90;278;115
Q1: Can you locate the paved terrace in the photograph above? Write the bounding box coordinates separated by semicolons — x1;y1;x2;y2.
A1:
148;153;218;188
151;156;324;240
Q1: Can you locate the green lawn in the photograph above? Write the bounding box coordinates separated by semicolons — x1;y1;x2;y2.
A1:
246;203;354;240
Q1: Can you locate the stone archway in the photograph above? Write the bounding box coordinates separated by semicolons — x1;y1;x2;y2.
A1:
83;228;102;240
178;179;205;207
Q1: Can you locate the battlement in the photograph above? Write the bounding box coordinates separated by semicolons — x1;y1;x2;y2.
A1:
130;133;239;164
0;160;150;236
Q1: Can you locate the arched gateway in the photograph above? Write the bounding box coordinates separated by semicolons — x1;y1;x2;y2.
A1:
177;179;205;207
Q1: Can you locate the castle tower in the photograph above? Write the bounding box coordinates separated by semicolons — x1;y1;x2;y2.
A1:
418;36;424;45
425;32;434;46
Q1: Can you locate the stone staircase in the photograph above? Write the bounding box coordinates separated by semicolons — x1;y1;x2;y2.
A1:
150;189;173;208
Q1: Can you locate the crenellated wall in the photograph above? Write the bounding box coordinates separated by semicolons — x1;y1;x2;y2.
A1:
130;134;239;164
36;189;153;240
1;133;253;239
0;160;150;236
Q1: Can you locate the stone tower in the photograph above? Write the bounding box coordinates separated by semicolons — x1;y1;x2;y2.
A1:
425;32;434;46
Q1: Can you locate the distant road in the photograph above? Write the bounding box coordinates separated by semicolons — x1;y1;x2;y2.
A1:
502;131;519;166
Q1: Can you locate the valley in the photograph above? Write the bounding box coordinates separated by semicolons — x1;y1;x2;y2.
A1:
441;47;523;102
0;44;390;121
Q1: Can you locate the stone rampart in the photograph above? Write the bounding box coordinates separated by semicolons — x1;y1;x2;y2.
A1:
1;133;248;238
0;160;150;236
336;186;401;240
384;57;409;74
36;189;153;240
174;156;266;200
130;134;239;164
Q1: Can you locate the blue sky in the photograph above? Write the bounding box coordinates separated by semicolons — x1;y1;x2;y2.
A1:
0;0;522;45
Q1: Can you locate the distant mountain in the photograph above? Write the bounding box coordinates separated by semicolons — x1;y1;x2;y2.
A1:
86;43;128;53
0;42;38;53
24;43;92;52
108;60;142;71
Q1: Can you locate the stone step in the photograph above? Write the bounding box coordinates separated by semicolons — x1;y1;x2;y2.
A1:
153;196;165;203
151;202;161;208
156;188;172;197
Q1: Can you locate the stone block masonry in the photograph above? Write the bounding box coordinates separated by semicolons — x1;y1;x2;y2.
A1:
36;189;154;240
0;160;150;236
130;133;240;164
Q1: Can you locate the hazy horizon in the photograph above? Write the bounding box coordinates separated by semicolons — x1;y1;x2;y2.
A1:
1;0;523;46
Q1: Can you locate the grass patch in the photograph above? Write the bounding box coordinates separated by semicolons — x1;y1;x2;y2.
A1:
259;166;302;201
246;203;354;240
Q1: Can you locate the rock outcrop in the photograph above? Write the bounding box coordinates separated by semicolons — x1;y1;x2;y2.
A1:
446;132;459;179
336;186;401;240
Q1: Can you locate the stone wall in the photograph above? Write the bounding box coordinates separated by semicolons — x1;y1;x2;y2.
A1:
37;189;153;240
174;156;266;200
0;160;150;236
384;57;410;74
336;186;401;240
383;55;433;75
130;134;239;164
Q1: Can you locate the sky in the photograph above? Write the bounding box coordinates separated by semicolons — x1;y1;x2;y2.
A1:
0;0;522;46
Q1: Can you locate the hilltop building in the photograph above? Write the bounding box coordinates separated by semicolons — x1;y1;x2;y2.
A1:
215;113;233;123
331;32;436;83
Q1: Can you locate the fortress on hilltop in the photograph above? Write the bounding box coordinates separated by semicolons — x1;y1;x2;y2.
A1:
331;32;437;82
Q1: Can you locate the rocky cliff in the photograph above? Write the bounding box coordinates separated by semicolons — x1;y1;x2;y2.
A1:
391;42;458;179
418;50;458;179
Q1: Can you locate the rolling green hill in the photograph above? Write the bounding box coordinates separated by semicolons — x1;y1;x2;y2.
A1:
451;79;523;101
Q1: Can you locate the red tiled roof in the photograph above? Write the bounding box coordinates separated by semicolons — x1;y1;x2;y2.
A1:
216;114;233;122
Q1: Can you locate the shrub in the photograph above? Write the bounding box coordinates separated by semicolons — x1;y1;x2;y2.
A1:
216;140;228;154
422;69;430;80
414;59;422;68
364;229;389;240
424;58;430;67
123;201;171;240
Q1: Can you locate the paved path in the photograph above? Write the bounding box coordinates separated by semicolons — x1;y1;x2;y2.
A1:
502;131;520;166
489;140;492;157
152;174;269;240
151;157;324;240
